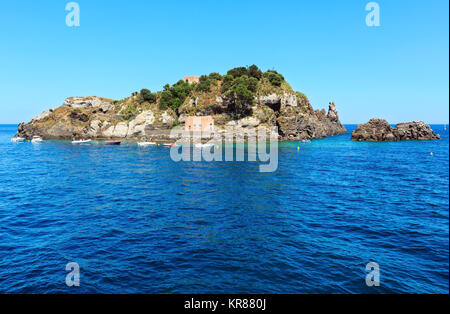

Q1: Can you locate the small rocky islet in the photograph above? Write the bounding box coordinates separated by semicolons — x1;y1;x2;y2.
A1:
351;119;440;142
15;65;346;142
15;65;439;143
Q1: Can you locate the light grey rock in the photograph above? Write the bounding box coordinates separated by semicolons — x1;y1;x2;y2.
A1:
64;96;113;111
31;109;54;122
99;102;114;113
238;117;260;127
113;122;129;138
127;110;155;137
102;125;115;138
88;120;102;136
178;114;187;124
259;94;281;105
188;97;199;107
282;93;297;107
159;111;175;126
327;102;339;122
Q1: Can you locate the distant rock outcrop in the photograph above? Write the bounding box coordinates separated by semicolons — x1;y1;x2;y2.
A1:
351;119;440;141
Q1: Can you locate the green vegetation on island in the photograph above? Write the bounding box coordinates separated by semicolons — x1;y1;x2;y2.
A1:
16;64;348;142
117;65;294;120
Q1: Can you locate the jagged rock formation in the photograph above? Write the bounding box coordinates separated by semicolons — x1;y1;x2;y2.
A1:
17;96;177;140
15;66;347;141
276;101;346;140
351;119;440;141
16;95;345;141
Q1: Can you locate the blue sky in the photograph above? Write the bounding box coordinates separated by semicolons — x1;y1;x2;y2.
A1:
0;0;448;124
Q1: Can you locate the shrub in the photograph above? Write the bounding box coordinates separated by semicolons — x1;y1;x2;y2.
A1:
140;89;156;103
159;80;193;111
196;75;212;92
264;70;284;87
248;64;263;80
227;67;248;78
208;72;223;81
246;77;259;93
121;103;138;120
233;84;254;106
221;74;234;93
265;70;284;80
224;83;254;117
159;90;172;110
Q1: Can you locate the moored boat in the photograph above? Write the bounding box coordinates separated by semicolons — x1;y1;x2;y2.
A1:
137;142;156;147
163;143;176;147
11;137;26;143
194;143;214;148
105;141;121;145
72;139;92;144
31;136;43;143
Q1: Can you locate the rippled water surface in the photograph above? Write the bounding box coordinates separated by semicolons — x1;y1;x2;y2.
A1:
0;124;448;293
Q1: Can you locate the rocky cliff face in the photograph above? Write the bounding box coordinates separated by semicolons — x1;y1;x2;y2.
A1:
275;100;346;140
15;67;347;141
17;96;177;140
351;119;440;141
16;94;346;141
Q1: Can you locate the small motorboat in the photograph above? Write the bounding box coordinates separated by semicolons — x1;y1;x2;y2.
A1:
137;142;156;147
163;143;176;147
105;141;121;146
72;139;92;144
31;136;43;143
11;137;26;143
194;143;214;148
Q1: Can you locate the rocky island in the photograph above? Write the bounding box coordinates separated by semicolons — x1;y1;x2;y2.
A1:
351;119;440;141
15;65;346;142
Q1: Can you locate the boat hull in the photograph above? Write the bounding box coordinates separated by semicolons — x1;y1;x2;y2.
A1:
72;140;92;144
105;141;121;146
138;142;156;147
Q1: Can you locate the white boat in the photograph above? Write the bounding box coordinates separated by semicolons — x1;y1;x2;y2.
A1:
31;136;43;143
195;143;214;148
137;142;156;147
11;137;25;143
71;139;92;144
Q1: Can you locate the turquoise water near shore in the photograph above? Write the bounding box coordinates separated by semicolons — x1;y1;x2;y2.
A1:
0;124;448;293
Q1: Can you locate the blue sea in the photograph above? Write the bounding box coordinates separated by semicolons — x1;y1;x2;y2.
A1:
0;124;448;294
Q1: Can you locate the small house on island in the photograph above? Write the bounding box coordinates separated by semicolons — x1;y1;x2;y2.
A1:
185;116;214;132
184;76;200;84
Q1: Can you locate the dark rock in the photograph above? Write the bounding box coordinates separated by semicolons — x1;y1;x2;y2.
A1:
394;121;441;140
351;119;440;141
69;111;89;122
277;102;347;140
